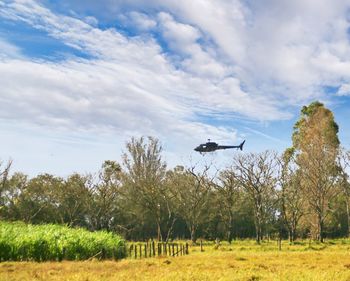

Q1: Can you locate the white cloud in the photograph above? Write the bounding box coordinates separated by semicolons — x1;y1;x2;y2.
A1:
337;84;350;96
83;16;98;27
70;0;350;105
126;11;157;31
157;12;230;79
104;0;350;101
158;12;201;48
0;0;289;135
158;0;248;63
0;38;22;58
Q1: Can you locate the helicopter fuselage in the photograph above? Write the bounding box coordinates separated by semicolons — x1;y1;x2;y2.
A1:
194;140;245;153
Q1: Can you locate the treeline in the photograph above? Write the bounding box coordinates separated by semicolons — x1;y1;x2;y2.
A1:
1;101;350;243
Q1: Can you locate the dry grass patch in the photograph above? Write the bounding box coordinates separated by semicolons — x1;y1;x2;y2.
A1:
1;241;350;281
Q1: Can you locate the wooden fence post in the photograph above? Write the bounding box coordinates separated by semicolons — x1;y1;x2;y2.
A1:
129;244;133;258
278;238;282;251
200;240;203;252
185;243;189;255
139;244;142;259
152;241;156;257
134;244;137;259
144;244;147;258
172;244;175;256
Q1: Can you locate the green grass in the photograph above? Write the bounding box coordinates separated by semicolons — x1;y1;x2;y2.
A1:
0;221;126;261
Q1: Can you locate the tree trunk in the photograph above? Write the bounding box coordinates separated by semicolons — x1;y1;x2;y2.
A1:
317;214;324;243
157;220;163;242
290;219;296;243
346;199;350;238
255;223;262;244
288;231;291;243
227;213;234;244
255;205;263;244
164;217;177;242
227;230;232;244
290;228;295;243
190;225;196;244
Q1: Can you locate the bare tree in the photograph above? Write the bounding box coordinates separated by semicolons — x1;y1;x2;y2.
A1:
231;151;277;244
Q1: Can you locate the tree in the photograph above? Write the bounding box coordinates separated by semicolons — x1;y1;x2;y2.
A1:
122;136;171;241
337;148;350;238
231;151;277;243
292;101;340;242
0;159;12;212
278;149;304;242
55;173;91;227
16;174;64;223
215;167;240;243
167;164;213;243
0;172;26;220
87;161;123;231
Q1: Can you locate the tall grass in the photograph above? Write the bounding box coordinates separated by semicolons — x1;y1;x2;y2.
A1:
0;221;126;261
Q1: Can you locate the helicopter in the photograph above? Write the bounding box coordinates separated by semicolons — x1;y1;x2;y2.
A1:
194;139;245;153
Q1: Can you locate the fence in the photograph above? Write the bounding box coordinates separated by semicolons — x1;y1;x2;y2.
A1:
128;241;189;259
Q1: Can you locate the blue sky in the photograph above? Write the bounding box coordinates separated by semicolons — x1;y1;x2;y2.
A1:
1;0;350;176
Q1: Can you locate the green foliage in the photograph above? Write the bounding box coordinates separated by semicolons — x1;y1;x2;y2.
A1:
300;101;324;116
292;100;339;149
0;221;126;261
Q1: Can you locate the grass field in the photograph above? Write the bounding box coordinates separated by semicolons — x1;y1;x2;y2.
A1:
1;240;350;281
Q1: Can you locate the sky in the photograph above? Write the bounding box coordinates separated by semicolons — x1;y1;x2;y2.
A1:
1;0;350;177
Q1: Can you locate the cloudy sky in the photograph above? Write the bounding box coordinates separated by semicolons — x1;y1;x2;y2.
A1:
1;0;350;176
